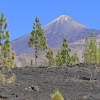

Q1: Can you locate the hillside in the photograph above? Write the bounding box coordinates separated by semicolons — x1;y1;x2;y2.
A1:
0;64;100;100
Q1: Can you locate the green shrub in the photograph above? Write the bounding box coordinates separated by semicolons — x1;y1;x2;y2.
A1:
51;90;64;100
7;73;16;84
0;73;6;85
0;72;16;85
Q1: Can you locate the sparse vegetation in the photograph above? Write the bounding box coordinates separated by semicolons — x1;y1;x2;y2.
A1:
56;38;72;66
0;12;100;100
56;38;81;66
83;33;100;65
56;50;63;66
71;52;80;65
60;38;72;66
30;59;34;67
0;73;6;85
41;59;48;66
7;73;16;84
0;13;15;71
51;90;64;100
22;58;27;67
83;33;100;81
0;13;15;85
28;17;48;67
46;48;55;66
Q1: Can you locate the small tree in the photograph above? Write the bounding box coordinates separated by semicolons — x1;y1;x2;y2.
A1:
0;13;15;85
83;37;90;64
0;13;15;71
46;48;55;66
28;17;48;67
83;33;99;65
42;59;48;66
60;38;71;66
83;33;100;81
56;50;63;66
30;59;34;67
51;90;64;100
22;58;27;67
71;52;80;65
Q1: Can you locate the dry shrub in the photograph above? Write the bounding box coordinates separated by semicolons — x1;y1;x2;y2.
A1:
7;73;16;84
0;72;16;85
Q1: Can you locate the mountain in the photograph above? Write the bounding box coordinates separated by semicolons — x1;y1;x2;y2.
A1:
11;15;100;55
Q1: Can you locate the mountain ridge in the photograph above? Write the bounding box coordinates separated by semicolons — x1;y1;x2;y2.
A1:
43;15;87;29
11;15;100;55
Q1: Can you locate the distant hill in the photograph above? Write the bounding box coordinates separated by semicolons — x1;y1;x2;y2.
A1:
11;15;100;56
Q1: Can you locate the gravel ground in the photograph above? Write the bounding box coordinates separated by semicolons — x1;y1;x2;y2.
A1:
0;64;100;100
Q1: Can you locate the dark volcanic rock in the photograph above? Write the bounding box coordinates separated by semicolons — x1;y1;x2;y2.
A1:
31;85;40;91
0;64;100;100
79;77;90;80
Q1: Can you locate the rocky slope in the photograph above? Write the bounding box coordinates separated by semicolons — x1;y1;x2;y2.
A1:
0;64;100;100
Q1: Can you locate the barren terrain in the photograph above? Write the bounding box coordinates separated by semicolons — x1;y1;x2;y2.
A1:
0;64;100;100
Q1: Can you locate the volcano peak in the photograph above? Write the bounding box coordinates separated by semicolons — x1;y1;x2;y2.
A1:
55;15;71;21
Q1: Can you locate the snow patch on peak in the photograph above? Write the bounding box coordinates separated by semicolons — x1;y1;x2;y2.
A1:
59;15;70;19
65;17;68;20
43;15;69;27
58;15;74;22
60;15;66;17
43;15;87;28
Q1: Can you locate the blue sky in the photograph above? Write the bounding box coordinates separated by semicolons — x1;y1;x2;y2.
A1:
0;0;100;40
